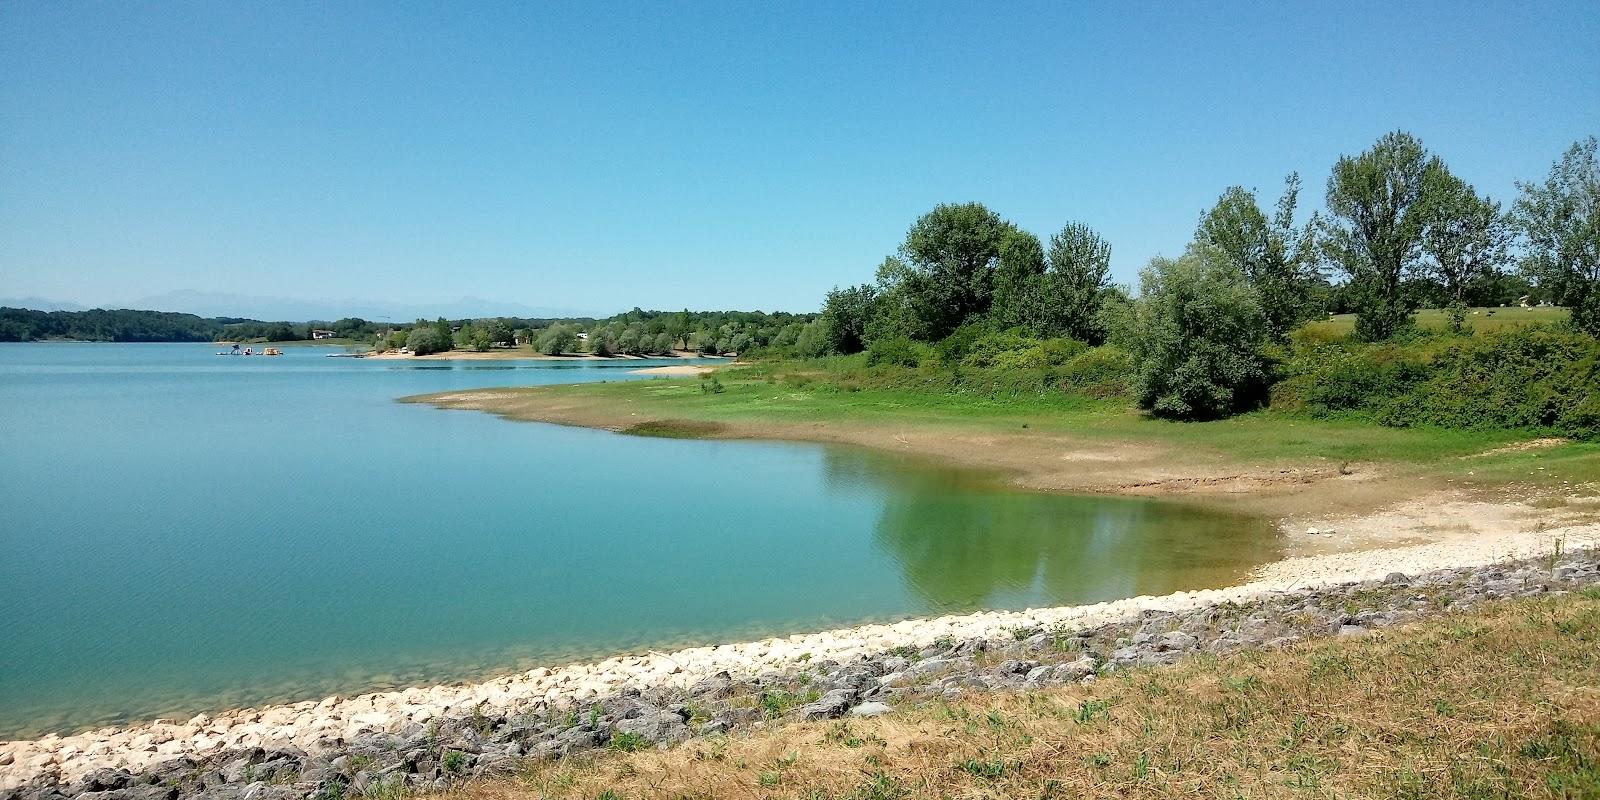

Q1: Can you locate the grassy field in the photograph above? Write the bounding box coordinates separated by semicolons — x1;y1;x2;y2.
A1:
1300;306;1570;338
464;590;1600;800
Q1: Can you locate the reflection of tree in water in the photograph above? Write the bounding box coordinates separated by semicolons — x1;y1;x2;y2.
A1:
821;448;1282;611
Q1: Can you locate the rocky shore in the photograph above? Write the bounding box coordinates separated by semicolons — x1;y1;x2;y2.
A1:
3;530;1595;800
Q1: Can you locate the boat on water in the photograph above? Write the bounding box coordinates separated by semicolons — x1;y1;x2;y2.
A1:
214;346;282;356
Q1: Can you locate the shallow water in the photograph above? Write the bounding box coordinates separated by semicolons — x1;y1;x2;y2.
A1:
0;343;1281;737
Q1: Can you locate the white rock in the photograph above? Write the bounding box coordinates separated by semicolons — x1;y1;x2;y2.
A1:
851;702;892;718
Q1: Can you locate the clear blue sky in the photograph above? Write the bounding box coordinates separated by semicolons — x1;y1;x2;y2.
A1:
2;1;1597;317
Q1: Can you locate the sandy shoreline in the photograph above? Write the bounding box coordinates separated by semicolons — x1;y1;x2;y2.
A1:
4;515;1595;788
405;385;1600;542
626;363;728;376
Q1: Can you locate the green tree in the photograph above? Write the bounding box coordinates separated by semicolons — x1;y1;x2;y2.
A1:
536;323;577;355
406;325;450;355
1422;168;1511;332
990;229;1047;329
862;256;925;344
771;322;804;349
1197;175;1319;340
1115;247;1270;420
650;331;675;354
891;202;1014;340
616;325;643;355
690;330;720;355
482;318;515;347
1322;131;1443;341
1043;222;1113;342
263;322;296;342
986;223;1112;342
587;328;615;356
794;318;830;357
1514;136;1600;336
819;284;877;354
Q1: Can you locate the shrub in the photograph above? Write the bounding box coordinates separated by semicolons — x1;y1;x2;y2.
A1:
405;327;450;355
1271;325;1600;440
1118;249;1271;420
1272;341;1432;415
1385;327;1600;436
536;323;578;355
1058;346;1134;398
865;336;923;368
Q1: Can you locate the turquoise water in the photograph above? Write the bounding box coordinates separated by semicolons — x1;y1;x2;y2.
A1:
0;343;1280;738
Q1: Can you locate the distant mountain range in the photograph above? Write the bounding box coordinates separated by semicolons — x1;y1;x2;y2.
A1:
0;291;598;322
0;297;88;313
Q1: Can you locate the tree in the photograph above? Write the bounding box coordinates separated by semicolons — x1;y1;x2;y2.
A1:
819;284;877;354
986;223;1113;342
1515;136;1600;336
1322;131;1442;341
616;325;642;355
482;318;515;347
650;331;675;355
588;328;615;356
863;256;925;344
263;323;296;342
536;323;577;355
772;323;804;349
1197;175;1319;340
891;202;1014;340
794;319;830;357
1043;222;1113;341
406;325;450;355
690;330;720;355
990;229;1047;329
1422;168;1511;332
1115;247;1270;420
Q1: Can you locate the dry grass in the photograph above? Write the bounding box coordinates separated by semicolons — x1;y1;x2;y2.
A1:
453;590;1600;800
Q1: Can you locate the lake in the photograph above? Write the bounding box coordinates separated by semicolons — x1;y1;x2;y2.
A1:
0;343;1281;738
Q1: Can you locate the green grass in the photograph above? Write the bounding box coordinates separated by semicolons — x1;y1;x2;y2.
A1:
502;360;1600;500
551;367;1545;467
1301;306;1570;338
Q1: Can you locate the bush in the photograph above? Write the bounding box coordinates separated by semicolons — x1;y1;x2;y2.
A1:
1384;327;1600;436
1058;346;1134;398
1118;249;1271;420
1272;341;1433;414
536;324;577;355
405;327;450;355
865;336;923;368
1271;326;1600;439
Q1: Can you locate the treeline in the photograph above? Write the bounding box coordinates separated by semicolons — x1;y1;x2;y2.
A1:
0;306;818;355
780;132;1599;434
0;308;224;342
0;309;398;344
372;309;818;356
